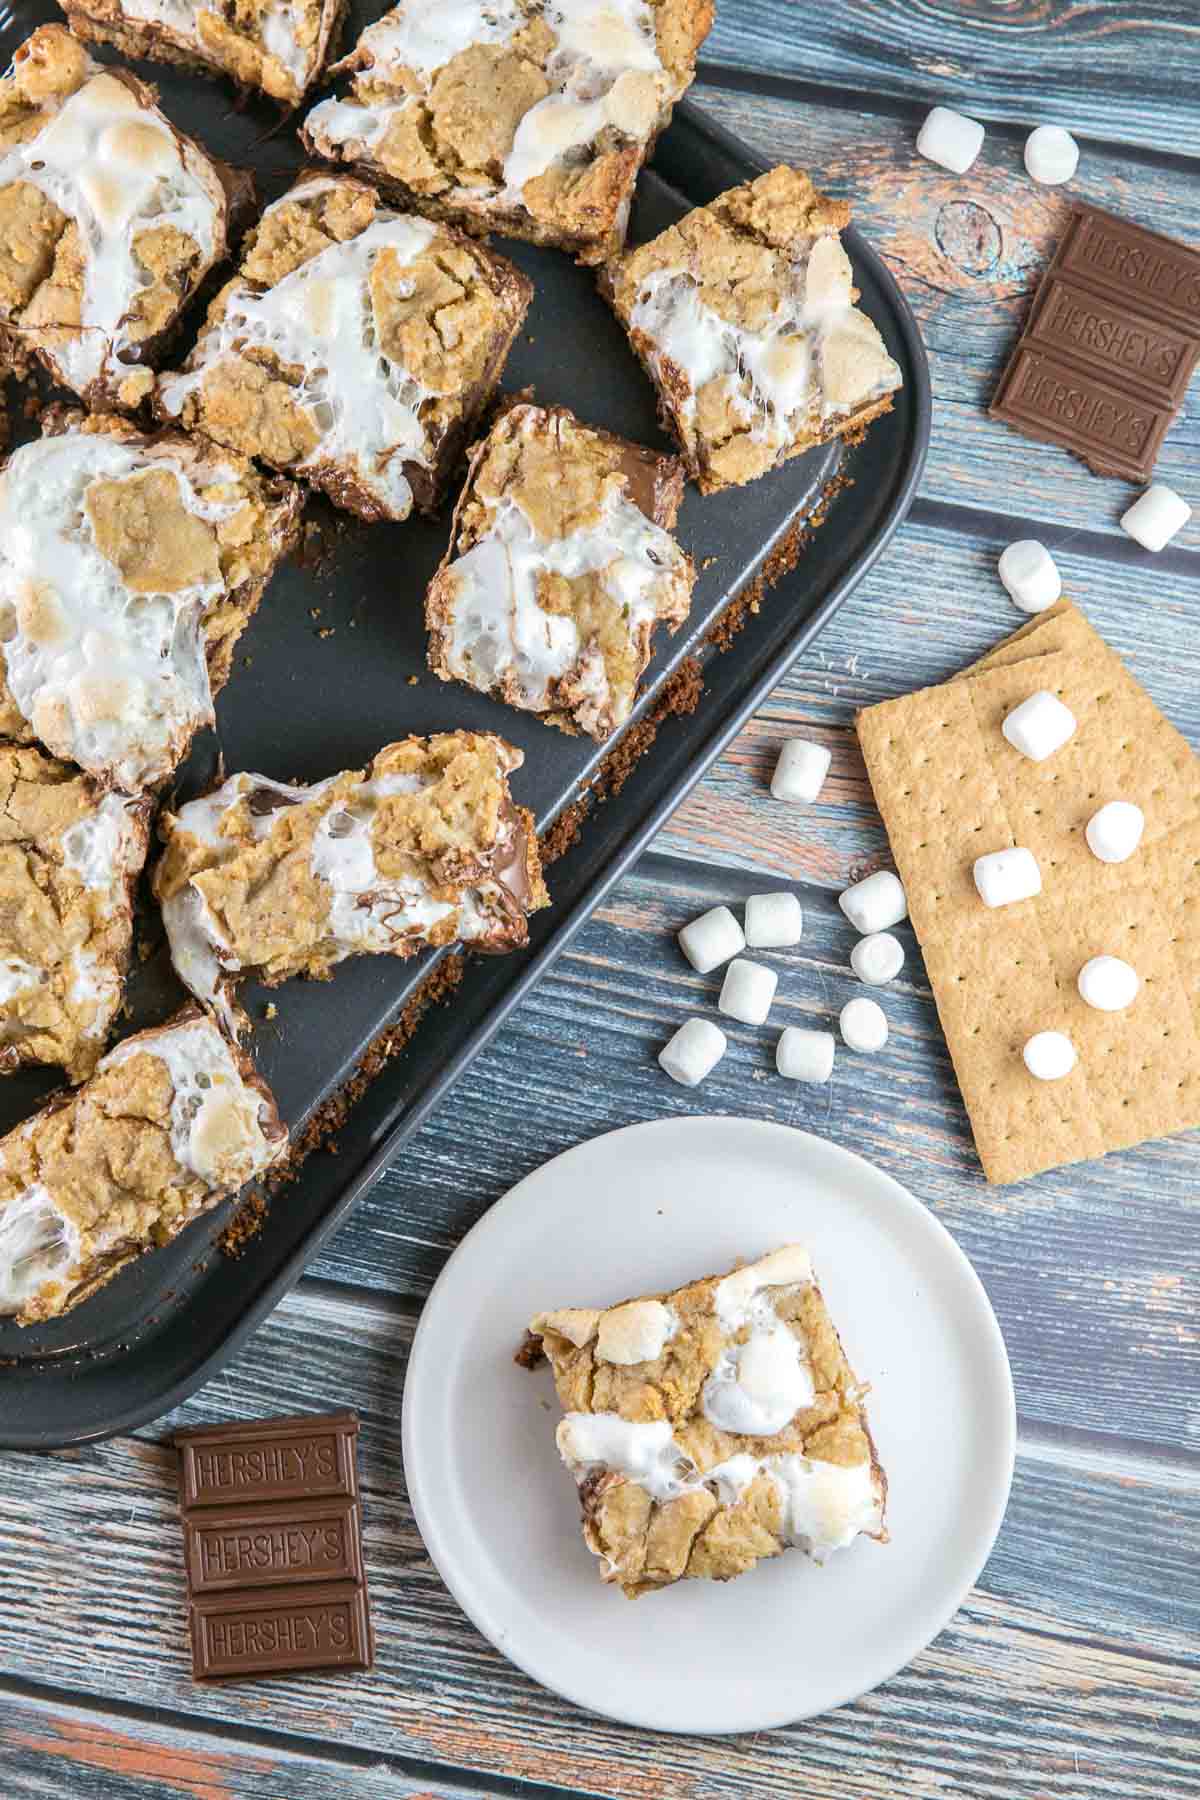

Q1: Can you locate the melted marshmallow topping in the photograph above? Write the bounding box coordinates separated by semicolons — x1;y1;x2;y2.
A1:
120;0;317;93
159;178;440;518
0;58;222;397
0;1182;80;1316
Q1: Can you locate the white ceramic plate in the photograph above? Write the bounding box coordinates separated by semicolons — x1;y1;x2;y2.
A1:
402;1117;1015;1734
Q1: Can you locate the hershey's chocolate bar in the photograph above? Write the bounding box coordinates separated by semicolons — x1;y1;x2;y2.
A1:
991;203;1200;482
190;1580;373;1680
176;1411;359;1509
184;1499;362;1596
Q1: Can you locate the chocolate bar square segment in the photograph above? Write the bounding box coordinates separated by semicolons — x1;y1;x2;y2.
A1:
991;346;1176;482
184;1499;363;1596
190;1580;374;1680
176;1412;360;1510
1057;207;1200;338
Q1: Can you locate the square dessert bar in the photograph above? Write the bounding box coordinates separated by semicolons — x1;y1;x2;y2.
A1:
0;1008;285;1325
301;0;713;265
0;25;252;410
425;401;695;739
155;731;549;1026
0;747;149;1081
603;165;904;492
528;1245;886;1596
60;0;345;107
0;411;302;793
157;172;532;521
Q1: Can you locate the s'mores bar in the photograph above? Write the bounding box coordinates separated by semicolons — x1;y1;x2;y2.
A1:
528;1245;886;1596
425;402;694;739
0;26;252;410
60;0;344;107
603;166;904;492
301;0;713;265
0;1008;285;1325
157;173;532;521
0;747;149;1080
155;732;549;1025
0;412;302;793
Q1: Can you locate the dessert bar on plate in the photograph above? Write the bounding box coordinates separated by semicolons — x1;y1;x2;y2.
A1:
60;0;345;107
528;1244;886;1595
603;165;904;491
0;747;149;1080
157;172;532;521
0;25;252;409
0;1008;285;1325
0;410;302;792
155;731;549;1025
301;0;714;264
425;400;694;738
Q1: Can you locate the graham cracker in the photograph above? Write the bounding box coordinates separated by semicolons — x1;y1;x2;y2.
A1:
856;601;1200;1183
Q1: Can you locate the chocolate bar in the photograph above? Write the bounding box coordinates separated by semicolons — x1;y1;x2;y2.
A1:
175;1411;373;1680
991;205;1200;481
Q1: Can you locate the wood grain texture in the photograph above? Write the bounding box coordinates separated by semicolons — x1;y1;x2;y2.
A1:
0;1288;1197;1800
702;1;1200;155
687;81;1200;551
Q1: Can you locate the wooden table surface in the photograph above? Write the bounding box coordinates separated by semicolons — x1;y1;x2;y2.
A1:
4;4;1199;1796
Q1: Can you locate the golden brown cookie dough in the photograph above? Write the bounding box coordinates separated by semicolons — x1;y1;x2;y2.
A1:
0;1008;285;1325
0;746;149;1081
157;172;531;521
528;1245;887;1596
0;410;302;793
60;0;344;107
301;0;713;264
155;731;549;1026
426;401;694;739
603;165;904;492
0;25;252;409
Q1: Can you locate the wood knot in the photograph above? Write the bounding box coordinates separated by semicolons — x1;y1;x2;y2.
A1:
935;200;1002;275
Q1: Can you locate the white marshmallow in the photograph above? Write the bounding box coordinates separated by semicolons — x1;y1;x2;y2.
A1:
658;1018;727;1087
718;959;778;1026
771;738;831;804
1120;484;1192;552
850;931;905;986
917;105;985;174
997;539;1062;614
1023;1030;1077;1081
974;846;1042;908
1077;954;1139;1013
745;892;803;948
678;905;745;974
776;1027;835;1083
1085;800;1144;865
1001;689;1077;762
839;869;907;934
1024;125;1079;186
840;997;888;1053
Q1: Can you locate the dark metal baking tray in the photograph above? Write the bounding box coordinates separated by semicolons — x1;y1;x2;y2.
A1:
0;2;930;1448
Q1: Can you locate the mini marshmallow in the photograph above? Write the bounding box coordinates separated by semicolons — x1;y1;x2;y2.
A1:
718;958;778;1026
1023;1030;1077;1081
1024;125;1079;186
1078;954;1139;1013
851;931;905;986
776;1027;835;1083
1120;484;1192;552
771;738;831;804
658;1018;727;1088
997;539;1062;614
840;996;888;1053
678;905;744;974
745;891;803;948
917;105;985;174
974;846;1042;908
839;869;907;934
1085;800;1144;865
1001;689;1077;762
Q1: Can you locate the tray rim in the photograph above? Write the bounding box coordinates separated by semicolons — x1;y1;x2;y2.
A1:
0;98;931;1451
